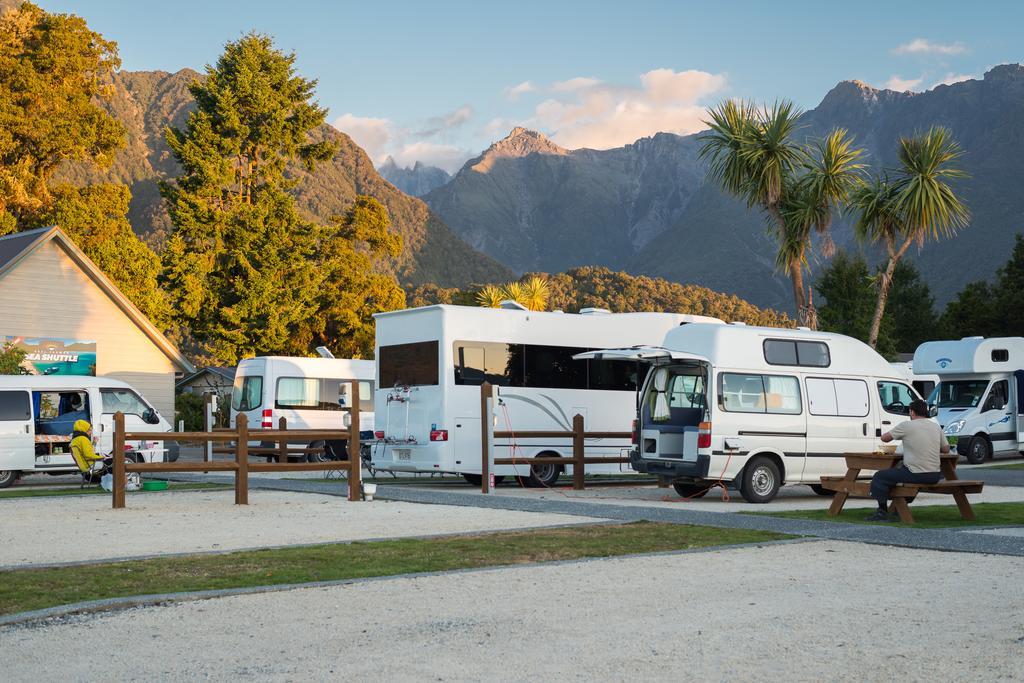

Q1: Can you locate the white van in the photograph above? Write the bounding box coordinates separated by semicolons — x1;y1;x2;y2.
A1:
577;323;921;502
913;336;1024;463
0;376;173;488
230;356;375;461
370;304;724;486
890;361;939;399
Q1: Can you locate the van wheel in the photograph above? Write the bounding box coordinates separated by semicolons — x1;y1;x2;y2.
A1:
307;440;344;463
739;456;781;503
522;453;561;488
809;484;835;497
462;474;505;487
964;436;990;465
672;482;708;498
0;470;17;489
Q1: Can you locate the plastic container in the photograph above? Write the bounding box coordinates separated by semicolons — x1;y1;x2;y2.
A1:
141;480;169;491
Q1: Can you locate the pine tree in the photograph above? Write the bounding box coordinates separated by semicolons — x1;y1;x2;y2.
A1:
160;33;403;363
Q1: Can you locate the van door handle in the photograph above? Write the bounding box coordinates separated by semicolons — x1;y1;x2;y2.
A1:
882;420;891;425
25;424;30;434
862;423;867;436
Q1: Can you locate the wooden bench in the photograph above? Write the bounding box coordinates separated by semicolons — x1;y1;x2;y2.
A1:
821;453;985;524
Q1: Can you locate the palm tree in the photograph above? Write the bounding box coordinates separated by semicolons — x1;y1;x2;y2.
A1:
519;275;550;311
852;127;969;348
475;284;505;308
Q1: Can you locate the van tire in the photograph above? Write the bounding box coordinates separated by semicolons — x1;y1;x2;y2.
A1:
521;453;561;488
809;484;835;497
307;440;345;463
739;456;781;503
672;482;708;498
0;470;17;488
964;436;990;465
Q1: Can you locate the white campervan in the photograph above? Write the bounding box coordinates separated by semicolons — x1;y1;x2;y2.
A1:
913;337;1024;463
230;356;375;461
0;376;172;488
577;323;921;503
890;361;939;399
370;303;724;486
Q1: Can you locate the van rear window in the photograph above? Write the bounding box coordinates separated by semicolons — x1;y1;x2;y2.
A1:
231;376;263;412
0;390;30;421
379;341;439;387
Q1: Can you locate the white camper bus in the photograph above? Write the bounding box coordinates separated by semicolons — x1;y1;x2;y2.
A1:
0;376;173;487
370;304;723;486
890;361;939;399
577;323;921;503
231;356;375;461
913;336;1024;463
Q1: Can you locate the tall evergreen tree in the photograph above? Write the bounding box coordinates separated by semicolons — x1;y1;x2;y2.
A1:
161;34;403;363
885;261;939;353
939;281;999;339
994;233;1024;335
816;251;875;340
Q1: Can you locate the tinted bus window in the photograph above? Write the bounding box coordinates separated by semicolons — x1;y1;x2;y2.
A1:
0;391;30;421
453;342;523;386
589;359;649;392
524;345;587;389
379;341;439;387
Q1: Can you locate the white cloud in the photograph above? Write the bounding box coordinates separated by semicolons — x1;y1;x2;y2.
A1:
416;105;474;137
505;81;535;100
893;38;968;56
332;113;393;161
931;72;975;88
884;74;924;91
528;68;726;150
552;76;603;92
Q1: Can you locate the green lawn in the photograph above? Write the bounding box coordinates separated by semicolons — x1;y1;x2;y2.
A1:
0;522;788;616
753;501;1024;528
0;482;231;499
988;462;1024;471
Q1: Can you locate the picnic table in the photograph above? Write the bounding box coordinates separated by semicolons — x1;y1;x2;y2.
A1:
821;453;984;524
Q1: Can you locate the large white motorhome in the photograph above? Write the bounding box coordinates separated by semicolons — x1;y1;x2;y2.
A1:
577;323;921;502
0;376;173;487
913;337;1024;463
231;356;375;461
370;304;724;486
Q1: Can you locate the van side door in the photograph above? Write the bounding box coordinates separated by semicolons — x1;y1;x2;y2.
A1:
804;377;874;480
0;390;34;473
980;379;1015;453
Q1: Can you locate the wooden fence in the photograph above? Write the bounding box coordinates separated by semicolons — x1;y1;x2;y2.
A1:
478;382;631;493
110;381;362;508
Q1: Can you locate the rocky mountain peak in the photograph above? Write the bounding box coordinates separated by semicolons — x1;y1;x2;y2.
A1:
469;127;568;173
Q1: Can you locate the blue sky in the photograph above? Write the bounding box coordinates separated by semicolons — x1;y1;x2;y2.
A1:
47;0;1024;172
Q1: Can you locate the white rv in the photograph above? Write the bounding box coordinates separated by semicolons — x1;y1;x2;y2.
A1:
0;376;173;487
577;323;921;503
230;356;375;461
370;304;724;486
913;337;1024;463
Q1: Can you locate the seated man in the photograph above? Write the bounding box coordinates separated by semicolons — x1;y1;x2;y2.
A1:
70;419;111;482
867;399;949;522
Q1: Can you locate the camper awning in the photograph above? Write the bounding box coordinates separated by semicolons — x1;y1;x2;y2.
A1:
573;346;709;365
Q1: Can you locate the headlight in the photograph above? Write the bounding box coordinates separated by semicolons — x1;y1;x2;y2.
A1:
944;420;966;435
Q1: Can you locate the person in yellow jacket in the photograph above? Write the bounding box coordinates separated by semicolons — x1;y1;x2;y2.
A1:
70;419;111;481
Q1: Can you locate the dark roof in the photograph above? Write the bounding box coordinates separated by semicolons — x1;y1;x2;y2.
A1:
0;227;52;274
176;366;237;388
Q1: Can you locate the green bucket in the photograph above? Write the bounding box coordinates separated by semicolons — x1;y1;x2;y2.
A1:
141;480;169;491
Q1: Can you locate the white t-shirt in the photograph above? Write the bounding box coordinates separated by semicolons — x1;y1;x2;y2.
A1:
890;418;944;473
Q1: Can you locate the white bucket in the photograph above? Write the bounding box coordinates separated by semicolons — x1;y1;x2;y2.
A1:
362;482;377;501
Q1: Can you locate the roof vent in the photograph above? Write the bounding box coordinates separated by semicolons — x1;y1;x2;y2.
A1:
960;336;984;341
552;309;564;314
579;307;611;315
796;326;811;331
499;300;529;311
315;346;335;358
730;321;747;326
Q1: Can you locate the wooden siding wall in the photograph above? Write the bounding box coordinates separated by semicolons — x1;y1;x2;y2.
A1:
0;242;177;419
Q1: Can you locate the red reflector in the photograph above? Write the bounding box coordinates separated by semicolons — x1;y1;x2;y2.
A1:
697;421;712;449
374;431;385;440
262;408;273;428
430;429;448;442
631;418;638;445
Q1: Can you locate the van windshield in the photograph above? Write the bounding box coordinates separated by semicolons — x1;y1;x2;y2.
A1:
232;375;263;412
928;380;989;409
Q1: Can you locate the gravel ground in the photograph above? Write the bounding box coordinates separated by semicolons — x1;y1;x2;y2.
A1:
3;540;1022;681
0;490;603;568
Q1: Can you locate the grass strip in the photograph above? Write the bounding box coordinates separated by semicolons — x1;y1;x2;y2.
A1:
0;522;787;616
751;501;1024;528
0;483;231;499
988;462;1024;471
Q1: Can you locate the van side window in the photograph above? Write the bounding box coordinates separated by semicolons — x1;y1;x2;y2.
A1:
983;380;1009;412
806;378;869;417
719;374;801;414
101;388;150;417
763;339;830;367
991;349;1009;362
877;381;915;416
0;390;31;421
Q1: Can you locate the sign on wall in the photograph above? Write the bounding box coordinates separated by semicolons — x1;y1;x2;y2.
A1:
1;336;97;376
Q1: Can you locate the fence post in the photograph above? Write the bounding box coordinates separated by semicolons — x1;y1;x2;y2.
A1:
112;411;126;509
572;414;585;490
278;416;287;463
235;413;249;505
348;379;362;502
480;382;492;494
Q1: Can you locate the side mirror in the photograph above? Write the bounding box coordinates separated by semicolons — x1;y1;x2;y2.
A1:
144;409;161;425
928;405;938;418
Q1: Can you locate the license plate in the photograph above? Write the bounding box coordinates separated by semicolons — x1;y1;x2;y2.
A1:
394;449;411;461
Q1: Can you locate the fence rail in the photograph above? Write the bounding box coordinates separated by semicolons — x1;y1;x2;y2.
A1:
110;380;363;508
479;382;632;493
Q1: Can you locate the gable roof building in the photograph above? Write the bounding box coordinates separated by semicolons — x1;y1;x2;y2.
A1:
0;226;193;420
